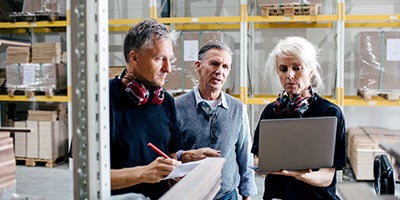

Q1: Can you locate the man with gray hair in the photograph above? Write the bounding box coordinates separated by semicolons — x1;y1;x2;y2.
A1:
175;41;257;199
109;18;181;199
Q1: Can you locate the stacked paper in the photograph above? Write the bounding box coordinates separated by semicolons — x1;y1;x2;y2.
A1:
31;42;61;64
6;46;30;64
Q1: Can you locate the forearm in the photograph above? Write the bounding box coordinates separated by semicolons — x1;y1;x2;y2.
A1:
295;168;335;187
111;167;146;190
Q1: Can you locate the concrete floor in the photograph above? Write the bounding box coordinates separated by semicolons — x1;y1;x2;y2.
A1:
15;163;72;200
13;162;400;200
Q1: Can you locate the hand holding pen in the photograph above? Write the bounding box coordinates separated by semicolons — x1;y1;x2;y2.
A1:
147;142;180;166
140;143;180;183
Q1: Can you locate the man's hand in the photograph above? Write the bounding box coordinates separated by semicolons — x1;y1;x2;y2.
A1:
141;157;181;183
181;147;221;163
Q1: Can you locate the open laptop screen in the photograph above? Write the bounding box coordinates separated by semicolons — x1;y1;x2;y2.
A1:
258;116;337;172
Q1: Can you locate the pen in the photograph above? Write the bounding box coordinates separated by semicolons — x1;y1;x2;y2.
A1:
147;142;171;159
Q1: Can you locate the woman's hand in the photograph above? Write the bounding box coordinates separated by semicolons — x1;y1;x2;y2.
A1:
269;167;336;187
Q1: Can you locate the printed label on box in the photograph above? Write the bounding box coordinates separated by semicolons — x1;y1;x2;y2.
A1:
23;65;36;85
386;38;400;61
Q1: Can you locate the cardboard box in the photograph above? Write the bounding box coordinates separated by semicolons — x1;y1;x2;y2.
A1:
26;121;39;158
5;46;30;64
356;31;400;92
28;106;68;160
38;121;68;159
0;131;16;197
31;42;62;64
109;67;124;80
13;121;27;157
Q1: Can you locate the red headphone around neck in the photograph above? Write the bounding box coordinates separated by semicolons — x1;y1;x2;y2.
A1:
273;86;314;117
121;69;164;106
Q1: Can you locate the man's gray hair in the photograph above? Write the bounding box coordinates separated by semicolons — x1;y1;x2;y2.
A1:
123;18;178;62
198;41;233;61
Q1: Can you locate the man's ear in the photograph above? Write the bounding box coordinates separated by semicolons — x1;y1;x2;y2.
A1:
194;60;201;71
129;50;138;62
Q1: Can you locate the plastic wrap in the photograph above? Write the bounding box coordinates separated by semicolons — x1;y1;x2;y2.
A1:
164;31;235;93
356;31;400;92
23;0;66;15
5;63;67;92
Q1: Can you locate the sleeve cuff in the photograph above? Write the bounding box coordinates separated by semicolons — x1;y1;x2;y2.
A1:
176;150;184;161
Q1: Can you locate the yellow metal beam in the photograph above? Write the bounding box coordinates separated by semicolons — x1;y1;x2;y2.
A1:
246;97;274;105
345;22;400;28
174;23;240;30
0;20;67;28
346;14;400;21
158;16;241;24
249;15;338;23
0;95;68;102
108;19;141;26
0;27;66;34
344;96;400;106
254;23;333;29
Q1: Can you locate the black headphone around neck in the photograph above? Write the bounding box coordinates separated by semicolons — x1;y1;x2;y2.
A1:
273;86;315;117
120;69;164;106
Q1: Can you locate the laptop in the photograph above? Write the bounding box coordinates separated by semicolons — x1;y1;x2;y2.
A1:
257;116;337;172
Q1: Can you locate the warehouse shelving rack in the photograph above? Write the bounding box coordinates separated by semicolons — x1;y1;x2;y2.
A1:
1;1;399;106
107;1;400;106
1;0;400;199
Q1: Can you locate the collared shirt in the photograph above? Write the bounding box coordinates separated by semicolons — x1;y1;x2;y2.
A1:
193;86;228;111
175;86;257;198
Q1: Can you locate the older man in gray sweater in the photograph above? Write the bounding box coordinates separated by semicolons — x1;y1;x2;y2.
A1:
175;41;257;200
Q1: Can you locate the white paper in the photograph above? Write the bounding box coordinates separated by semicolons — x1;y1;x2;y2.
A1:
386;38;400;61
163;159;204;180
23;65;36;85
184;40;198;61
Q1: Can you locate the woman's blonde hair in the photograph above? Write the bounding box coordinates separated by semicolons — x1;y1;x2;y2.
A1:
265;36;324;91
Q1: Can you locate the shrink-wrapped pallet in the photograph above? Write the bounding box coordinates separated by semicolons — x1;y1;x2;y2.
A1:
356;31;400;93
5;63;67;93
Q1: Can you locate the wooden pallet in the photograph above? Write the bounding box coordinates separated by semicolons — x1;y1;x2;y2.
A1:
7;88;55;97
358;89;400;101
260;4;320;16
16;156;67;168
379;92;400;101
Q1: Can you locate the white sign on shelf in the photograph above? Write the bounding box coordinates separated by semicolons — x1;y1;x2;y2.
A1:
184;40;198;61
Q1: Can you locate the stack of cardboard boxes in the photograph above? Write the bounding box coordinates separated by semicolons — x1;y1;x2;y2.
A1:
5;42;67;96
13;104;68;166
0;131;16;199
